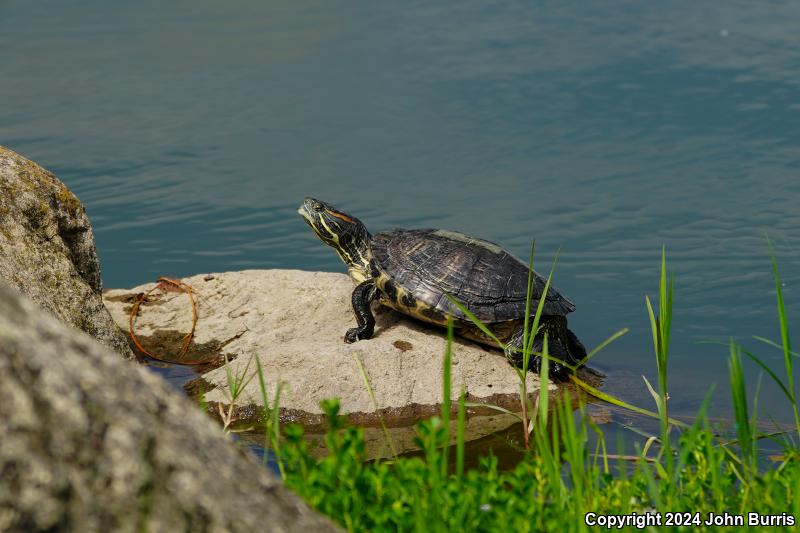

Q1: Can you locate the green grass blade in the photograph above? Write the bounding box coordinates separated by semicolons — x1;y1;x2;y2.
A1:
441;318;454;477
525;251;560;361
753;335;800;359
643;248;674;477
522;240;536;375
659;246;674;365
767;238;800;442
641;374;663;413
255;357;272;464
271;381;284;478
576;327;629;367
223;356;236;401
571;376;689;428
768;238;793;385
444;294;505;350
621;423;660;441
728;340;755;472
645;295;659;362
520;251;558;448
463;402;524;422
255;357;270;409
740;347;793;404
538;334;549;428
456;387;466;480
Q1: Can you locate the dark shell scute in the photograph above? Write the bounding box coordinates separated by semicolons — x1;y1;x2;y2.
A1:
371;229;575;323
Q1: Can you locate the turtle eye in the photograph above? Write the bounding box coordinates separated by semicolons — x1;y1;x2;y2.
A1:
312;202;324;212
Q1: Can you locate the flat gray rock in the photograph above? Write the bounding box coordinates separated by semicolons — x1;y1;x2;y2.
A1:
0;281;339;533
0;146;133;358
104;269;560;432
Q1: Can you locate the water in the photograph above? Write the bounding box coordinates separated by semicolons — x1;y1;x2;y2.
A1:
2;1;799;443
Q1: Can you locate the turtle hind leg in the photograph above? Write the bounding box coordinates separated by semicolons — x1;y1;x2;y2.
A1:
504;327;570;382
345;280;378;343
529;330;573;381
504;318;585;382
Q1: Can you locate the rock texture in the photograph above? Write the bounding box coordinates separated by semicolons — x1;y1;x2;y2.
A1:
0;281;339;532
0;146;133;358
104;269;568;429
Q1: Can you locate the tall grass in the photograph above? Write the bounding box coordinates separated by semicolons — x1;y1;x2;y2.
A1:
228;247;800;532
644;246;675;477
219;354;256;432
767;237;800;441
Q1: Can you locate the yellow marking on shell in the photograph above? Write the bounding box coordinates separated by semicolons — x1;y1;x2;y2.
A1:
460;321;517;346
432;229;505;255
374;270;522;347
375;274;449;326
374;273;390;292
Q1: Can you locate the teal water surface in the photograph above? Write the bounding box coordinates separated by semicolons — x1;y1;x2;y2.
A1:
2;0;799;434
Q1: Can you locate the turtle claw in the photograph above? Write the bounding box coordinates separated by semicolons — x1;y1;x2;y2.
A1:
345;325;373;343
548;361;571;383
520;355;572;383
344;327;360;343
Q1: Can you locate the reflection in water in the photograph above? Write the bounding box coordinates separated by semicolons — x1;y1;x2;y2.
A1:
1;0;799;430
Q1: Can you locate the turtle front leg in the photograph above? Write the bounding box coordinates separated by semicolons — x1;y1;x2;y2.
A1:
345;280;378;343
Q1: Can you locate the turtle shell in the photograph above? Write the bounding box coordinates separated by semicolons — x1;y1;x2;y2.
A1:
370;229;575;324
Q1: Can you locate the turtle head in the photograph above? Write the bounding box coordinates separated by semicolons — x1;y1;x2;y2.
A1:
298;197;372;281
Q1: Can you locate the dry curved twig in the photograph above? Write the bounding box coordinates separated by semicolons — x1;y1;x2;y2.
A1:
129;277;200;364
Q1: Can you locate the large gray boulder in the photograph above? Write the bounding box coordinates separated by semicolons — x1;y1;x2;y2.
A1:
103;269;580;457
0;281;339;532
0;146;133;358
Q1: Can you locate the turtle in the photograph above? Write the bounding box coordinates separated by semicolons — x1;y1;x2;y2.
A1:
298;197;586;381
